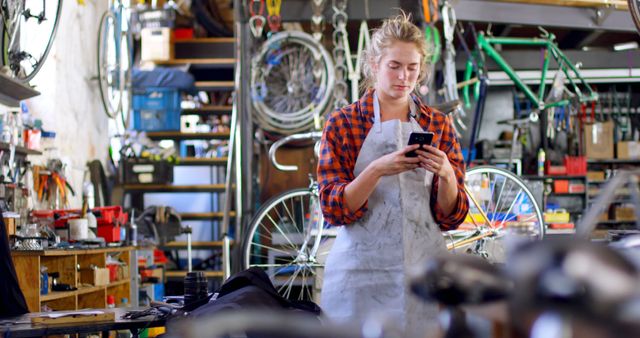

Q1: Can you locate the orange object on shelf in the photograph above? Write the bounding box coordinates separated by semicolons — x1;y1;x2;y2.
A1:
548;223;575;229
553;180;569;193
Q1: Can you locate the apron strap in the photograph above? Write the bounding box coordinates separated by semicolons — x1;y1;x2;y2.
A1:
373;92;383;133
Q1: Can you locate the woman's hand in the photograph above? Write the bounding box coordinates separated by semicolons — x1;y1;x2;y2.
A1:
416;145;455;181
370;145;422;177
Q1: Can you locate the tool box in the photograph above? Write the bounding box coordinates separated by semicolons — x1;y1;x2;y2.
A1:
31;206;128;243
119;157;173;185
132;87;181;131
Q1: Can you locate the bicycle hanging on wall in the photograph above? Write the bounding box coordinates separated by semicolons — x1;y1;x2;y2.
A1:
0;0;62;82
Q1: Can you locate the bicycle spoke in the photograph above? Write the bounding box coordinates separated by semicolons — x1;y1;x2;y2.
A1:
250;242;296;257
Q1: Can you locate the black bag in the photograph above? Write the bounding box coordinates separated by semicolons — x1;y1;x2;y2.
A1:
189;267;322;318
0;213;28;317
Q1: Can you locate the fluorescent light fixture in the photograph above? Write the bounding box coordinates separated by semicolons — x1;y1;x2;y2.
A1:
613;41;639;51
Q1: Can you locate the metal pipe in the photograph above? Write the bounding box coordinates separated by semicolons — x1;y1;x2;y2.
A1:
491;0;628;10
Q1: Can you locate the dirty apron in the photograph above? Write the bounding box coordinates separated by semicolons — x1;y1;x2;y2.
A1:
321;93;446;338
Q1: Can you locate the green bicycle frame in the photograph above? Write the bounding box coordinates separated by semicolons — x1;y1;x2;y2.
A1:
463;32;599;110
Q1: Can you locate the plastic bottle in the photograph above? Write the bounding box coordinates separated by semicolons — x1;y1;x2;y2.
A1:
537;148;546;177
107;295;116;308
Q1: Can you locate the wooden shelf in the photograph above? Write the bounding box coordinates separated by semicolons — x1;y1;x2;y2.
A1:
41;290;78;301
0;142;43;155
181;105;233;116
179;211;236;220
175;157;228;166
165;270;224;278
145;131;231;141
123;184;229;192
106;279;130;288
0;72;40;107
162;240;234;248
12;247;133;312
13;246;133;256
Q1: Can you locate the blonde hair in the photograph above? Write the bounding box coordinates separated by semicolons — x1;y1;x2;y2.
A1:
361;11;429;91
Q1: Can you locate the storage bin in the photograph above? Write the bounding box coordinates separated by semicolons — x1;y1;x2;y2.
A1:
132;87;181;131
564;156;587;175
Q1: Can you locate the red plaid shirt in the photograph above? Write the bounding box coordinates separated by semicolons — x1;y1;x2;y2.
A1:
317;89;469;230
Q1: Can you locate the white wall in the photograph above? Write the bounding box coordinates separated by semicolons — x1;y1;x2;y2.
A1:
7;1;110;208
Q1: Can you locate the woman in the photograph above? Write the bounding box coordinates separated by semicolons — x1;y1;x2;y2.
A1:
317;12;469;336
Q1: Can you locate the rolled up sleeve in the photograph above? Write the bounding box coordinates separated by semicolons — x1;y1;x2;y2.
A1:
317;111;367;226
429;114;469;230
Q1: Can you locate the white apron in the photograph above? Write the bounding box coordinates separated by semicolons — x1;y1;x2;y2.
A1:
321;93;446;338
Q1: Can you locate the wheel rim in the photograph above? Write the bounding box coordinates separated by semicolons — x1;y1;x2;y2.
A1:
447;166;544;263
244;189;329;301
97;11;122;119
251;31;335;135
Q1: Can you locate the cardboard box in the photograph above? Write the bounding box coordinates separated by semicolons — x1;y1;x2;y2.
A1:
615;207;636;221
587;171;606;182
80;267;110;286
616;141;640;159
584;121;614;159
141;27;174;62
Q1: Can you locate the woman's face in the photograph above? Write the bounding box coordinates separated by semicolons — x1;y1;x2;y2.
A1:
373;40;421;100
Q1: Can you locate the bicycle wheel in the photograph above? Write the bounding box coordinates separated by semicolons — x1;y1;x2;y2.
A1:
445;166;544;263
0;0;62;82
251;31;335;135
243;188;331;301
97;10;122;119
630;0;640;35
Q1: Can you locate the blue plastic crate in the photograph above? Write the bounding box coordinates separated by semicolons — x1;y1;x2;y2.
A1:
132;87;181;131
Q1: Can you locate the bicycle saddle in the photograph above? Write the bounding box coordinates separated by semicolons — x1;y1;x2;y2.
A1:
508;239;640;332
431;100;462;116
409;254;511;307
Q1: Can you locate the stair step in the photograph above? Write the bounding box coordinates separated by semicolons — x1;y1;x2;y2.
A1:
175;157;228;166
179;211;236;220
123;184;230;192
181;105;233;116
162;240;234;248
153;58;235;68
145;131;230;140
165;270;224;278
174;38;234;59
194;81;235;90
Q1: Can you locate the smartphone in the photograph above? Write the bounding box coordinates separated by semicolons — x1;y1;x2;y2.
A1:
406;132;434;157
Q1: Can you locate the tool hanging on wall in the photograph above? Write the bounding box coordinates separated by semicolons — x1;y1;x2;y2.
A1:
248;0;266;39
331;0;349;109
265;0;282;34
32;162;75;209
310;0;327;42
440;0;467;136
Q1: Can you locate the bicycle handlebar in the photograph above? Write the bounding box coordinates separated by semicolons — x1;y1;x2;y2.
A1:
269;131;323;172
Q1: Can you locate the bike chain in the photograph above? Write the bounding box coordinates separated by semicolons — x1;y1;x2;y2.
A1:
310;0;326;42
331;0;349;109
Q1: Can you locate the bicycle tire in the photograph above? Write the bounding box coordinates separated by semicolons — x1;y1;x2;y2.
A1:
445;166;544;263
0;0;62;83
242;188;330;301
97;10;121;119
630;0;640;35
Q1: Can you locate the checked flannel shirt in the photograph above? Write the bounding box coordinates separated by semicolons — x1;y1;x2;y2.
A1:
317;89;469;230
